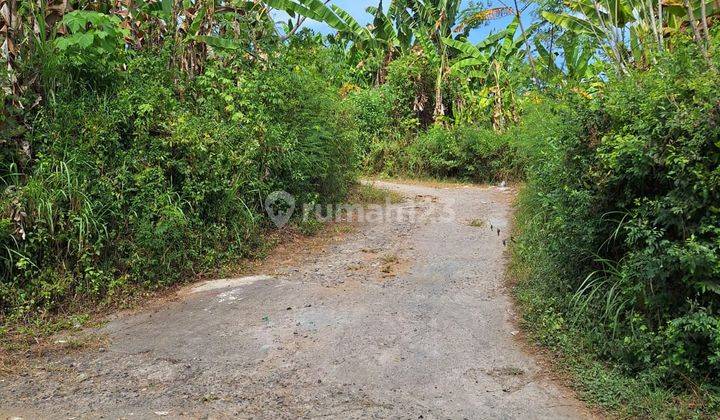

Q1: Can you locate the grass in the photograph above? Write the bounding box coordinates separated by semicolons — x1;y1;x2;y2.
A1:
468;218;486;228
300;182;404;231
348;182;404;205
363;174;477;189
380;253;399;274
0;312;108;375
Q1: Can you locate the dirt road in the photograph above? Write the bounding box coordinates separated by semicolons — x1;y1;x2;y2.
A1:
1;180;588;419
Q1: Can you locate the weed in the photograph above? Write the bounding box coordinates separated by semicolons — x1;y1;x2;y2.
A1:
468;219;486;228
348;183;404;205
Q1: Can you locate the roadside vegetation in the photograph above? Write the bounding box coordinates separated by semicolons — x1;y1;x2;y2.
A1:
2;0;719;415
512;42;720;416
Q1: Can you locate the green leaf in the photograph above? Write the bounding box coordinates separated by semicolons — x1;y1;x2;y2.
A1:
54;37;73;50
62;11;89;33
541;11;596;34
451;57;489;71
535;40;560;74
443;37;484;59
188;6;207;36
196;35;241;51
78;32;95;48
697;281;720;295
266;0;352;33
331;5;373;44
161;0;173;18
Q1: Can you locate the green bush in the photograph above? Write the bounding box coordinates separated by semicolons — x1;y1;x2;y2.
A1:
407;125;462;176
362;122;519;181
346;87;396;153
386;49;437;127
0;48;358;318
360;100;553;182
514;42;720;389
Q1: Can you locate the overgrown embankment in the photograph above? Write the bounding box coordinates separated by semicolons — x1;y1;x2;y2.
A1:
1;46;358;323
511;44;720;416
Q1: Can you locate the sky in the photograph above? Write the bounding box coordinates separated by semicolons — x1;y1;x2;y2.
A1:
273;0;537;44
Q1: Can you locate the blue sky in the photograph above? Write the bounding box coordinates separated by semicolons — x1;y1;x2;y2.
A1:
274;0;536;44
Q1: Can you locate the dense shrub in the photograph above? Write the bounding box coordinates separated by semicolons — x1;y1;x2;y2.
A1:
359;101;553;182
514;43;720;388
346;86;396;153
360;122;507;181
386;49;437;127
0;48;358;318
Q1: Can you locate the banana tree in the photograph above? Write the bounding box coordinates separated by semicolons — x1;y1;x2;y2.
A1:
443;16;537;130
266;0;358;39
366;1;404;84
541;0;633;73
409;0;460;118
328;1;411;84
402;0;513;119
541;0;720;73
268;0;513;120
535;33;597;82
267;0;412;84
172;1;281;75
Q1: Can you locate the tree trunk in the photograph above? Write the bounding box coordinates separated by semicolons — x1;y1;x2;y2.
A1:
646;0;661;53
2;0;19;100
375;46;394;86
683;0;713;67
657;0;663;50
700;0;710;46
592;1;626;74
433;44;446;121
491;62;504;132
